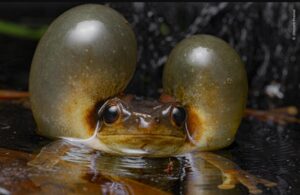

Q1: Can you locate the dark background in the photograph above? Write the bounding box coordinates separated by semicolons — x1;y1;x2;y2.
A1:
0;2;299;108
0;2;299;195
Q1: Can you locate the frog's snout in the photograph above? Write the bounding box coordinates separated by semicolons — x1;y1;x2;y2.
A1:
135;114;157;130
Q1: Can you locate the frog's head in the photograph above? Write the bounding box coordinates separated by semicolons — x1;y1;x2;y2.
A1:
96;94;189;157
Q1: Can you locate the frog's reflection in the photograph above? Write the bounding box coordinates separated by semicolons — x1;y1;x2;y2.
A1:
184;152;241;195
26;140;242;195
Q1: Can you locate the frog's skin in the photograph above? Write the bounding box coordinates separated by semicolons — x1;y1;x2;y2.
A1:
3;4;278;194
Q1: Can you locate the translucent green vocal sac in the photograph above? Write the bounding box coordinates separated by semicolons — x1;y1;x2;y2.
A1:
29;4;247;157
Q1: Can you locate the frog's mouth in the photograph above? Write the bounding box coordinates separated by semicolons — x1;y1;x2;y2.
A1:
97;134;186;157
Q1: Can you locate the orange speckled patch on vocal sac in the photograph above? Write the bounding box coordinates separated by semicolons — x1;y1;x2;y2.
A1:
85;100;106;136
186;106;203;143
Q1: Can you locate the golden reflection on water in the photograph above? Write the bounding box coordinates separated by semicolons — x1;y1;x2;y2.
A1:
1;140;242;195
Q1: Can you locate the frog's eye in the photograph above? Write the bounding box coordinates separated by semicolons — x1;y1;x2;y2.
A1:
170;106;186;127
102;104;120;125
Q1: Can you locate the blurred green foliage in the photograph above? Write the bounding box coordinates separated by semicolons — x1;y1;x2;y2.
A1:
0;20;47;40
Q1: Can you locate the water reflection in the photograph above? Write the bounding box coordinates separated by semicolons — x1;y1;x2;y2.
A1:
0;140;245;195
185;153;241;195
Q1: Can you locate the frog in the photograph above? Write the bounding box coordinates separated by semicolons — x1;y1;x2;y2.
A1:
2;3;299;194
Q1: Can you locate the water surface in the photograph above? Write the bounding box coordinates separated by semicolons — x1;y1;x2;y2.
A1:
0;102;299;195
